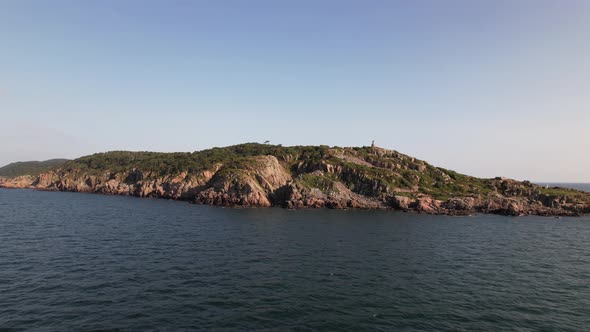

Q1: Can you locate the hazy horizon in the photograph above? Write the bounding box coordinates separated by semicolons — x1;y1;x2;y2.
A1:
1;1;589;182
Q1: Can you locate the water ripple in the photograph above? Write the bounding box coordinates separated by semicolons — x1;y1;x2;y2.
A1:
1;189;590;331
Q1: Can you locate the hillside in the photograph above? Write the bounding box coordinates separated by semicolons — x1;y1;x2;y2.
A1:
1;143;588;216
0;159;69;177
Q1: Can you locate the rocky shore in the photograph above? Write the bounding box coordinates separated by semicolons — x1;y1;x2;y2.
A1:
1;144;588;216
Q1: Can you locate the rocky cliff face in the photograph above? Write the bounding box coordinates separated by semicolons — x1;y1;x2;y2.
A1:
1;144;588;216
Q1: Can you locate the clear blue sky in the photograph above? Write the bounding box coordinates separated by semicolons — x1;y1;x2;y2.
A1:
1;0;588;181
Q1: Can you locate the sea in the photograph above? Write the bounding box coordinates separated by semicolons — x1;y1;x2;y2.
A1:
1;188;590;331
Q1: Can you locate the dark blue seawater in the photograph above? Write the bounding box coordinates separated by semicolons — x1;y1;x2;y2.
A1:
1;189;590;331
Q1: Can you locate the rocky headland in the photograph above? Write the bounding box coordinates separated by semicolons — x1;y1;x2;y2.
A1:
1;143;588;216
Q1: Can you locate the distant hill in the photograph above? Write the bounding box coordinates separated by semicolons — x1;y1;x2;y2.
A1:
0;159;69;177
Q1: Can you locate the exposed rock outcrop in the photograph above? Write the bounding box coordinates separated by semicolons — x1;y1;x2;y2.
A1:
0;175;37;188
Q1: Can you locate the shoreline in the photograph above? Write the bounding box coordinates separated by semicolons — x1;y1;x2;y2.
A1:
1;186;585;218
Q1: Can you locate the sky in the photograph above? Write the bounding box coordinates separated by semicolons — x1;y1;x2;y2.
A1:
0;0;588;182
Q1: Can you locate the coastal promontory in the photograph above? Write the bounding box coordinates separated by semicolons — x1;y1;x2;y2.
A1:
1;143;588;216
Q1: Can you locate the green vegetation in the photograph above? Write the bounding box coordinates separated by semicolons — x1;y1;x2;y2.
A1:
415;166;496;200
299;173;336;192
0;159;69;177
538;186;585;198
63;143;332;176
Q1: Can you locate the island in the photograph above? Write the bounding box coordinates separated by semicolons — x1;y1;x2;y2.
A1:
1;143;588;216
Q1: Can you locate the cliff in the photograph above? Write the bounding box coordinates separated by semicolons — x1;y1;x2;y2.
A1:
1;143;588;216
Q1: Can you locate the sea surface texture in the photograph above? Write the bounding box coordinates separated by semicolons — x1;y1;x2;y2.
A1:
1;189;590;331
